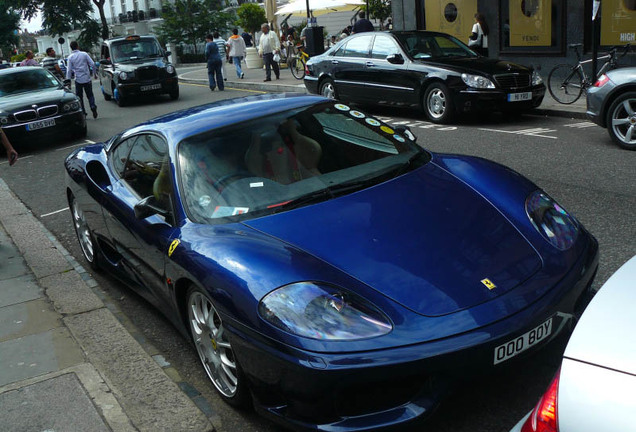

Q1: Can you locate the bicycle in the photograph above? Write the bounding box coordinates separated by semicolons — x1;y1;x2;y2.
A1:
289;44;310;80
547;43;631;104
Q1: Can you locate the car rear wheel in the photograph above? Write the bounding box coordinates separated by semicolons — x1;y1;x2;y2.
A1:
70;193;100;270
186;286;249;407
319;78;338;100
606;91;636;150
424;82;454;124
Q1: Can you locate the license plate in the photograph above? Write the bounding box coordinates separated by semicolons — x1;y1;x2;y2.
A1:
507;92;532;102
140;83;161;91
494;317;553;365
26;118;56;131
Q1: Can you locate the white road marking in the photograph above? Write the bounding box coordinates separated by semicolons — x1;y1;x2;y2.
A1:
41;207;69;218
564;122;597;128
478;127;558;139
0;155;34;165
56;139;96;151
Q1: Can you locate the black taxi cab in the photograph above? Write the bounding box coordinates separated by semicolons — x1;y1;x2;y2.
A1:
98;35;179;107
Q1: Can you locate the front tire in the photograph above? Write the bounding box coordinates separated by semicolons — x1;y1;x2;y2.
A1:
319;78;338;100
423;82;454;124
548;64;583;104
186;286;249;407
606;91;636;150
69;193;100;271
169;87;179;101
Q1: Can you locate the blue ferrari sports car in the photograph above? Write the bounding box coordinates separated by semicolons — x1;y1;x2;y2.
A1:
65;94;598;431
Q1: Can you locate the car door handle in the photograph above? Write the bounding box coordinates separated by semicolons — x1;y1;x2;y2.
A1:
331;60;339;65
366;62;375;67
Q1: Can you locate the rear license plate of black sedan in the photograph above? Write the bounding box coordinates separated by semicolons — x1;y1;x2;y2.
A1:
494;317;553;365
26;118;55;131
140;83;161;91
507;92;532;102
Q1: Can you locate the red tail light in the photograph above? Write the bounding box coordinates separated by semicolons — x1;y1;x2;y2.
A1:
594;74;610;87
520;369;560;432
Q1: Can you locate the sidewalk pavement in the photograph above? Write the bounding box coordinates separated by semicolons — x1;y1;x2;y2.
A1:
0;178;214;432
177;63;588;120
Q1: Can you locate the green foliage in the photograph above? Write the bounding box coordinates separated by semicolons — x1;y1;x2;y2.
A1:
77;19;101;52
236;3;266;35
0;5;20;52
11;0;92;36
11;53;26;62
157;0;235;54
363;0;391;28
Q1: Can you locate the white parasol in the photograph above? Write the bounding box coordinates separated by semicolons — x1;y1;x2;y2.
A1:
276;0;364;17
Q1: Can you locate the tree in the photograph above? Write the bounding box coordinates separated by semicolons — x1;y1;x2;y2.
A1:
156;0;235;54
77;19;101;53
236;3;266;42
91;0;109;40
363;0;391;29
12;0;92;36
0;5;20;56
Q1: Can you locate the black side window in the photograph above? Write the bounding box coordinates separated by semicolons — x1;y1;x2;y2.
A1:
122;134;169;200
371;36;399;59
341;36;372;58
111;137;136;178
101;45;110;60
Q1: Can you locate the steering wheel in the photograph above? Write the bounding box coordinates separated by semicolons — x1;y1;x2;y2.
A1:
212;171;253;192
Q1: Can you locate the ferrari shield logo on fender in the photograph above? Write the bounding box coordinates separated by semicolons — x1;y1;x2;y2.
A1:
481;278;496;290
168;239;180;257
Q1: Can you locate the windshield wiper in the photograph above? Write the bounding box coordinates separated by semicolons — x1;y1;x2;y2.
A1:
270;188;333;213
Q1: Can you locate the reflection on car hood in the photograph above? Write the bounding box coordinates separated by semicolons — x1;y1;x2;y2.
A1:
245;162;541;317
418;56;532;76
0;88;73;112
564;256;636;375
113;58;169;72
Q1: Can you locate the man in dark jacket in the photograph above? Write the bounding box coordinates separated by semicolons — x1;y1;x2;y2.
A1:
352;12;374;33
205;34;224;91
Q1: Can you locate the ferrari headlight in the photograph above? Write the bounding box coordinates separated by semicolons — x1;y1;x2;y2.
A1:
526;191;578;250
166;65;175;74
259;282;392;340
119;71;129;81
532;70;543;86
461;73;495;89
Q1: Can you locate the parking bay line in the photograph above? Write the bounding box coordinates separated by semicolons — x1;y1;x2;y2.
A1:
479;127;557;139
41;207;70;218
56;139;96;151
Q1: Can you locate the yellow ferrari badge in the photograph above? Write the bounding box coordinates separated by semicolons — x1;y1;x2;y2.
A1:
168;239;180;257
481;278;496;290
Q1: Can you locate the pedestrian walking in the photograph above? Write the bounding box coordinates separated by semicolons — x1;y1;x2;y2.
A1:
241;31;253;47
257;23;280;82
205;34;224;91
41;47;64;80
66;41;98;118
1;128;18;166
468;13;489;57
213;32;227;81
19;51;38;66
352;11;374;33
226;28;246;79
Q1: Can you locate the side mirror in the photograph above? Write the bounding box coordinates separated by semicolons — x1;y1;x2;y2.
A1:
134;196;169;219
100;59;111;66
394;125;417;142
386;53;405;65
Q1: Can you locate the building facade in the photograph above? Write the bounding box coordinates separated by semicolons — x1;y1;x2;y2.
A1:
392;0;636;75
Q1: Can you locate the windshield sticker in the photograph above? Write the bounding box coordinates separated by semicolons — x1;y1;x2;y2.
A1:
198;195;211;207
212;206;250;218
349;110;365;118
365;118;381;126
250;182;264;188
334;103;350;111
380;126;394;134
168;239;180;257
393;134;405;142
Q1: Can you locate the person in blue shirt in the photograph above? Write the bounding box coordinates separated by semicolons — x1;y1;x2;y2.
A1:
205;34;224;91
66;41;98;118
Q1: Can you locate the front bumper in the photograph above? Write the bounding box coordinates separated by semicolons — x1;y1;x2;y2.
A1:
2;110;86;143
455;85;546;113
230;234;599;431
117;77;178;98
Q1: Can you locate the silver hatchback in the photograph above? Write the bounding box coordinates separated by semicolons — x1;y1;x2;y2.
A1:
586;66;636;150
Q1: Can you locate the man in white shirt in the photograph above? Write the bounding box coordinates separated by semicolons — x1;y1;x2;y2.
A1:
66;41;98;118
257;23;280;82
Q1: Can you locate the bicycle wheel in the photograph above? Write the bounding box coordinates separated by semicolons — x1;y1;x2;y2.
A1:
548;64;584;104
290;57;306;80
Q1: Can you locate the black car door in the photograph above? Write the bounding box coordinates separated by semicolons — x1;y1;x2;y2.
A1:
101;133;177;312
366;34;420;107
332;34;374;102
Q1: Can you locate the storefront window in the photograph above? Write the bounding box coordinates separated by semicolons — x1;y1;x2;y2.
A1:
500;0;564;53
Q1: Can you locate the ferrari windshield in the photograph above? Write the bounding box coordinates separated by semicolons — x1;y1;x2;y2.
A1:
0;69;61;96
178;102;429;223
111;37;163;62
394;32;477;59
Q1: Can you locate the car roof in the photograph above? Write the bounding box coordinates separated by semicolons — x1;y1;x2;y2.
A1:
0;67;47;77
120;93;328;146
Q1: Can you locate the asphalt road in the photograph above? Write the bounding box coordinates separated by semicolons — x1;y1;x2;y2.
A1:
1;80;634;432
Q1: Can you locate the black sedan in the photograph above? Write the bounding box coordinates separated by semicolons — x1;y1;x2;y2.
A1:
0;67;86;143
304;31;545;123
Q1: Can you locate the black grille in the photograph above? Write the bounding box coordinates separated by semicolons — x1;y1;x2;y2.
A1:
494;73;532;89
137;67;159;81
37;105;58;118
14;110;37;122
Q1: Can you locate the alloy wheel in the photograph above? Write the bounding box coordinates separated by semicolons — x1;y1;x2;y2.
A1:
610;96;636;148
71;196;94;263
427;88;446;119
320;81;336;99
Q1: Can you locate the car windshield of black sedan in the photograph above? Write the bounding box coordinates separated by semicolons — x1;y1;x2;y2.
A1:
0;69;60;96
111;38;163;62
394;33;476;59
178;102;428;223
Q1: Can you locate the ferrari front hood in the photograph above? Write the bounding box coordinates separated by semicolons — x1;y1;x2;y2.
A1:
245;162;542;316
